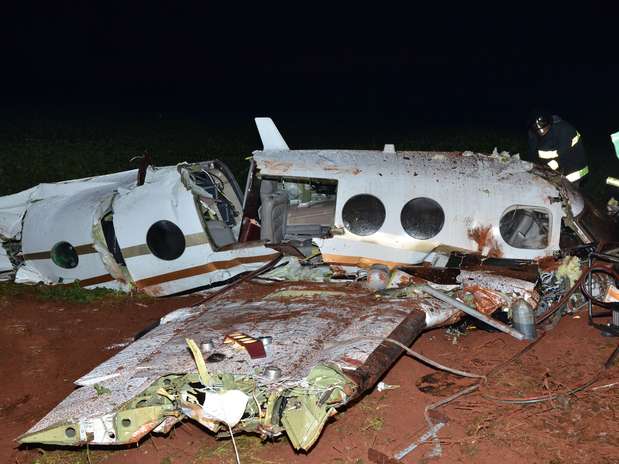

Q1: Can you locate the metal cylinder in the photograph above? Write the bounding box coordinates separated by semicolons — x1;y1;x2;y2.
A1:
612;307;619;328
367;264;390;291
511;299;537;340
201;339;215;352
264;366;281;381
419;285;526;340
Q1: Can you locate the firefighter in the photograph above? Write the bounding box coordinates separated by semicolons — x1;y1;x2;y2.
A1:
528;113;589;186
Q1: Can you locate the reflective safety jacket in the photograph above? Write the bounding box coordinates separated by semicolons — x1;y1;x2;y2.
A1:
528;115;589;182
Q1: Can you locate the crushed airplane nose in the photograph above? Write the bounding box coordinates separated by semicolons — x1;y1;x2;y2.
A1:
0;161;278;295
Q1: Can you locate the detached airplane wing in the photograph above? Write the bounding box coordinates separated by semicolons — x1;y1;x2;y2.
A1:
18;280;454;450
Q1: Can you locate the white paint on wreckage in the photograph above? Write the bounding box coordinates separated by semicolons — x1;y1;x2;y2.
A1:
111;166;275;296
254;149;566;264
20;282;449;446
0;164;275;295
3;170;138;287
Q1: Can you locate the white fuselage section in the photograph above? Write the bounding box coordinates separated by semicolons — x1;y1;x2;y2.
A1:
254;149;565;266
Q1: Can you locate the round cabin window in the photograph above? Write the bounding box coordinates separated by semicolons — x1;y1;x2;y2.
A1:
51;241;79;269
400;197;445;240
342;194;386;236
146;220;186;260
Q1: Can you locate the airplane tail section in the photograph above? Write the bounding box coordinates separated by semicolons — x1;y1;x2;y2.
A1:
255;117;289;150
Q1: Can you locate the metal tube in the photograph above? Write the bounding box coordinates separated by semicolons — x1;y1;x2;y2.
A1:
419;285;526;340
591;251;619;264
394;422;445;460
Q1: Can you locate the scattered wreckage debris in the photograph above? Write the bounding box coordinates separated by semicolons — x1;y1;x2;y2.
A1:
18;244;619;455
1;118;617;297
369;328;619;463
10;117;619;457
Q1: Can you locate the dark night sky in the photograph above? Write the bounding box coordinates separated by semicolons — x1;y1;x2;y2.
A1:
3;2;618;131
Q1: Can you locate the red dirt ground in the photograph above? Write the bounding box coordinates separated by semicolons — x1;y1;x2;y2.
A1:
1;286;618;464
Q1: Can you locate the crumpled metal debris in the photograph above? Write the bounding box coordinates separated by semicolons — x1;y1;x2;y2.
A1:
457;270;538;308
461;147;520;163
18;282;428;451
394;421;445;460
555;255;582;287
455;285;506;314
262;257;333;282
20;249;607;454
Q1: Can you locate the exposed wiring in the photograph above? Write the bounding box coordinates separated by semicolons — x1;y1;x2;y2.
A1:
323;336;485;380
535;265;590;325
367;336;486;460
481;342;619;405
228;423;241;464
251;393;262;417
373;318;616;461
332;315;614;409
536;244;619;325
387;329;615;407
384;334;549;460
481;373;602;405
382;337;486;380
423;383;481;457
592;381;619;391
191;253;283;307
484;331;546;377
580;266;619;309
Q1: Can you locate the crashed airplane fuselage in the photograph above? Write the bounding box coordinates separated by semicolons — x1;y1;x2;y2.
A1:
9;118;619;452
0;161;277;296
0;118;615;296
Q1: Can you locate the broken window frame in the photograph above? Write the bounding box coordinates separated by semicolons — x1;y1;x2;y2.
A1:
499;205;551;250
181;161;245;251
100;212;126;266
252;174;338;244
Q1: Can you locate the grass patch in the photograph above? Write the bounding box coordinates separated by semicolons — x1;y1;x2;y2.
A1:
35;282;126;303
1;109;615;204
358;394;387;433
0;281;145;304
362;416;384;432
0;111;257;197
192;435;284;464
30;448;111;464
